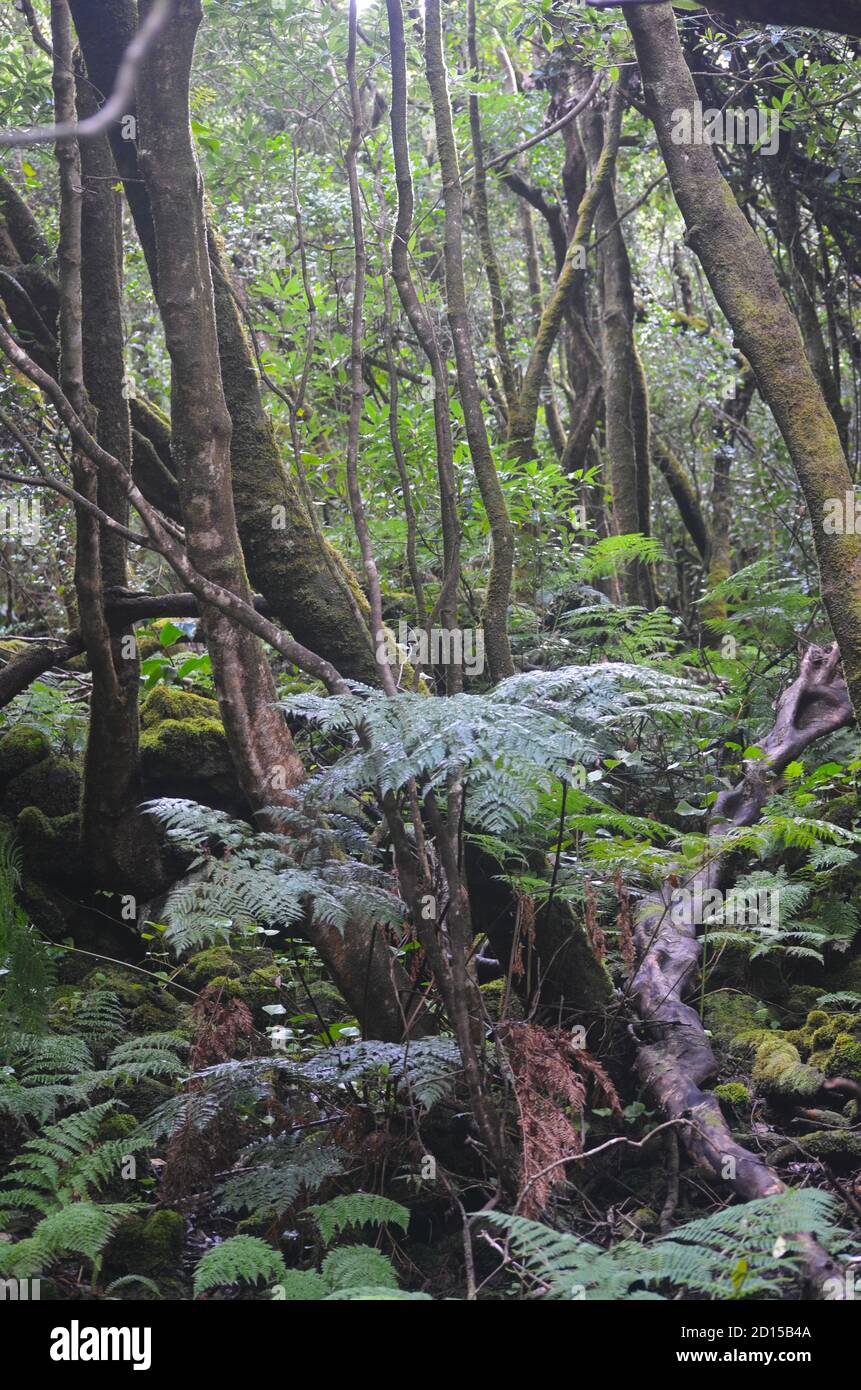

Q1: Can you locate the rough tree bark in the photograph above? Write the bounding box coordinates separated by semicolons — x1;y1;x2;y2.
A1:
75;56;164;891
627;2;861;723
134;0;428;1041
630;645;852;1289
582;98;656;607
66;0;380;686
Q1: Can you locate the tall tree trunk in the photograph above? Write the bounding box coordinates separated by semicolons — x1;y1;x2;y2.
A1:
75;59;164;893
627;2;861;721
66;0;380;686
424;0;515;682
766;143;850;454
582;101;656;607
135;0;428;1041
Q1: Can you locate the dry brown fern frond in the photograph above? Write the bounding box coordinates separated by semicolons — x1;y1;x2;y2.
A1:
499;1021;586;1218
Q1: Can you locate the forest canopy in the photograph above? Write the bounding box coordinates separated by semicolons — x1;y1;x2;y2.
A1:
0;0;860;1321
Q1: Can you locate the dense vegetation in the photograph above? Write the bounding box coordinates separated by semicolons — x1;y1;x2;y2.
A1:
0;0;860;1304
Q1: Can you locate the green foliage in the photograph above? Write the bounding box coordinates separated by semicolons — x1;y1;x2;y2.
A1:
0;832;53;1034
307;1194;409;1245
299;1037;462;1109
219;1143;346;1217
0;1202;139;1279
70;990;126;1045
491;1190;846;1300
147;798;405;953
0;1098;151;1217
280;664;714;834
193;1235;287;1296
320;1244;399;1291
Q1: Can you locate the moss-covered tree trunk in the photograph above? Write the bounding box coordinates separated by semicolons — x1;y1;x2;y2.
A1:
135;0;427;1041
67;0;380;687
75;63;164;894
424;0;515;681
582;102;656;607
628;2;861;721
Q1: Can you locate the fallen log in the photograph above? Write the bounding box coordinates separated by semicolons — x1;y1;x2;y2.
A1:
629;644;854;1290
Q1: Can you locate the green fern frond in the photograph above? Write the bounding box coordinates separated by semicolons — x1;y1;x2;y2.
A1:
105;1032;188;1083
307;1193;409;1245
33;1201;138;1264
193;1235;287;1296
320;1244;399;1291
219;1143;345;1217
491;1190;845;1301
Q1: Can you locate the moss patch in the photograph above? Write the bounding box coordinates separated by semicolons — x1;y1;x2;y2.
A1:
140;716;235;798
0;724;51;782
750;1035;823;1101
140;685;220;728
105;1209;185;1278
4;755;81;818
713;1081;751;1109
16;807;81;881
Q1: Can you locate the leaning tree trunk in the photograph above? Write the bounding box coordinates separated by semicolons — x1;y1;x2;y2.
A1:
627;1;861;723
630;645;852;1290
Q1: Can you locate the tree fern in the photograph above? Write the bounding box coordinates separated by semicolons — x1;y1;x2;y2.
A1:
147;799;406;954
299;1038;462;1109
279;664;714;836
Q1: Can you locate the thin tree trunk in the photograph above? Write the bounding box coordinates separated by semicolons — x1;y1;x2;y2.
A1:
424;0;515;682
385;0;461;683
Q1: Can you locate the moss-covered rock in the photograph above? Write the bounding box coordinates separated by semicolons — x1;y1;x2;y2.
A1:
79;966;151;1010
771;1129;861;1169
781;985;824;1025
4;755;81;817
128;993;189;1037
140;685;220;728
713;1081;751;1109
140;715;235;802
16;807;81;882
0;724;51;782
703;991;762;1046
182;946;241;991
750;1035;823;1101
780;1008;861;1082
18;876;69;940
824;1034;861;1081
105;1209;185;1278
